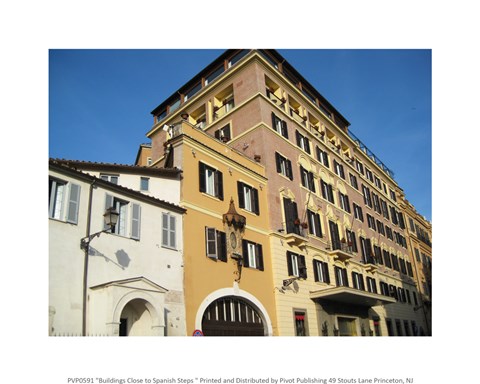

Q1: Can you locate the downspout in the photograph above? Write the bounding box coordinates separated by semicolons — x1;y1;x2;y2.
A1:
82;177;97;336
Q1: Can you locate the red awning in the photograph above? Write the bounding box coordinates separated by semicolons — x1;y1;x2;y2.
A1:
295;315;305;321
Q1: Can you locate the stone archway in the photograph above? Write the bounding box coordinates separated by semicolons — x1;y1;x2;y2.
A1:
119;298;153;336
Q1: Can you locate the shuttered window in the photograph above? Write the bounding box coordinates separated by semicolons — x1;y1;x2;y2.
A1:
321;180;335;203
296;130;311;154
275;152;293;180
307;210;322;237
313;259;330;283
328;221;341;251
271;112;288;138
238;181;260;215
283;197;300;235
242;240;264;270
300;166;316;192
352;271;365;290
205;227;227;262
162;212;176;249
334;266;349;287
287;251;307;279
49;178;80;224
199;162;224;200
316;147;330;168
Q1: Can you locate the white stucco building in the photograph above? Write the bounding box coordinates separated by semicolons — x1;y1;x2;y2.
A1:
49;159;186;336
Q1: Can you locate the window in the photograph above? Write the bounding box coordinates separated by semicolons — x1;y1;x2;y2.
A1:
359;237;373;264
242;240;264;270
339;192;351;213
238;182;260;215
294;311;308;336
391;254;400;271
49;178;81;224
300;166;316;192
162;212;176;249
376;220;385;235
334;266;349;287
105;195;128;236
271;112;289;138
183;81;202;102
228;49;249;67
320;180;335;203
366;277;377;293
383;250;392;268
328;221;341;251
307;210;322;237
100;174;118;184
296;130;311;154
374;175;382;189
283;198;300;235
365;168;373;182
389;188;397;202
390;206;399;225
346;229;358;252
356;159;364;175
352;271;365;290
398;212;406;229
214;124;231;142
372;193;381;214
140;177;149;191
287;251;307;278
313;259;330;283
380;282;390;296
205;227;227;262
367;214;376;230
386;226;393;240
156;109;167;123
349;173;358;189
199;162;224;200
374;245;383;264
205;65;224;85
353;203;364;222
362;184;372;207
381;199;390;219
275;152;293;180
316;147;330;168
334;160;345;179
49;178;66;220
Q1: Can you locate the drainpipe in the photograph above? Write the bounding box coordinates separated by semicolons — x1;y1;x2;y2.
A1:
82;177;97;336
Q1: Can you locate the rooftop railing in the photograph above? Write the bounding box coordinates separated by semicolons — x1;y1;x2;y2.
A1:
348;129;395;179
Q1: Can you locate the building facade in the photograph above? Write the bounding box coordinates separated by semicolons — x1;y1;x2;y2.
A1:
49;159;186;336
146;49;431;336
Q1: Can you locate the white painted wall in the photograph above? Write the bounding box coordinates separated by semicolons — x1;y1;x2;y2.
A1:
49;167;185;336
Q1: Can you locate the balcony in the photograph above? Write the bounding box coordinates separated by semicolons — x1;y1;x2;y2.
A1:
289;107;306;126
266;88;286;109
327;242;354;263
310;286;397;307
282;221;308;247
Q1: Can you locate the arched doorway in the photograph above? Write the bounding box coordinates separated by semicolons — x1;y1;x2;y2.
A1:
119;298;154;336
201;296;265;336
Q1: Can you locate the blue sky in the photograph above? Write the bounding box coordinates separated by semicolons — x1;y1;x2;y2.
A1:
49;49;431;221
